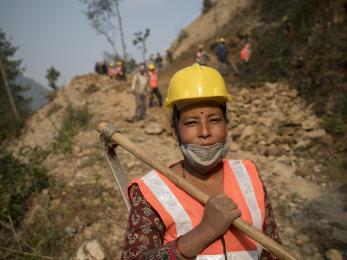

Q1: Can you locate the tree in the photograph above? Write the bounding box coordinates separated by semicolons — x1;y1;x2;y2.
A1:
46;66;60;90
81;0;127;60
202;0;214;14
0;29;30;141
133;29;150;63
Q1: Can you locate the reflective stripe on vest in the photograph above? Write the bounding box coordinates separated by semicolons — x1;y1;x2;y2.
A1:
142;170;192;236
149;71;158;88
197;251;258;260
132;160;264;258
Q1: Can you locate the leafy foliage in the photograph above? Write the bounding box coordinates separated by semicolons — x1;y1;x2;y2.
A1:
0;148;49;227
46;66;60;90
133;29;150;62
0;28;31;141
52;104;92;153
177;29;188;45
202;0;214;14
80;0;127;59
251;0;347;135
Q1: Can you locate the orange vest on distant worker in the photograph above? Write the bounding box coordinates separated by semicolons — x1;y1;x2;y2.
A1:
240;44;252;62
130;160;265;259
116;65;122;75
148;71;158;89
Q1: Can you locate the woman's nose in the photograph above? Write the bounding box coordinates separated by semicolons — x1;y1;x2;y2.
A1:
198;121;210;138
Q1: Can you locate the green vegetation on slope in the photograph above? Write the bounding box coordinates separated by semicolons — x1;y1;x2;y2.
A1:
251;0;347;135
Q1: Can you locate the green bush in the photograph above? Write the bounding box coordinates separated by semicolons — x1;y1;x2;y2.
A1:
177;29;188;45
52;104;92;153
323;113;346;136
0;149;49;226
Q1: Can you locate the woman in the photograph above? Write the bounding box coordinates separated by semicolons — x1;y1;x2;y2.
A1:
121;64;280;259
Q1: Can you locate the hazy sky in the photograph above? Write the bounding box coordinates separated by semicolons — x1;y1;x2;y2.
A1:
0;0;201;87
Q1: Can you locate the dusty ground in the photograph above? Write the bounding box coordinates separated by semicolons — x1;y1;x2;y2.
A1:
8;73;346;259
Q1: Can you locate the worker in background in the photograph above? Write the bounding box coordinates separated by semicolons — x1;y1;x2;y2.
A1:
196;44;209;66
130;63;149;122
165;48;173;65
214;37;233;76
240;39;252;80
148;63;163;108
155;52;163;72
121;64;280;259
116;61;126;81
107;62;115;79
101;60;108;75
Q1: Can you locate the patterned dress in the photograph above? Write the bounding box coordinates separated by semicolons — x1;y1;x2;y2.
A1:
121;183;281;259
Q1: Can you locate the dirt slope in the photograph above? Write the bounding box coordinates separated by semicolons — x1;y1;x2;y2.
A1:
10;72;346;259
171;0;253;58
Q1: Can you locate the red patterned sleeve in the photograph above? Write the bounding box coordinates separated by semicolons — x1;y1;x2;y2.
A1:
259;183;282;260
121;184;177;259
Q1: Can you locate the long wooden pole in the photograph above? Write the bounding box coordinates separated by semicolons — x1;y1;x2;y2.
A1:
97;122;298;260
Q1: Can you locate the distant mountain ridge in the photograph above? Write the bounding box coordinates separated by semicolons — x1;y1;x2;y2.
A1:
16;76;51;111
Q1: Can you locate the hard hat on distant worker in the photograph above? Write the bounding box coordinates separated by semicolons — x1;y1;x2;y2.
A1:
165;63;231;109
117;61;122;65
219;37;225;42
148;63;155;70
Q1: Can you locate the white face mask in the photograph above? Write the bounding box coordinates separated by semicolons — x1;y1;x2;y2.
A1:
180;142;229;174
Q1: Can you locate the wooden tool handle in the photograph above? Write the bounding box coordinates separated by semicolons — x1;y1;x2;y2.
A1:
97;122;298;260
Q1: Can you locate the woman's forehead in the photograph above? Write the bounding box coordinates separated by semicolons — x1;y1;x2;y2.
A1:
180;102;223;115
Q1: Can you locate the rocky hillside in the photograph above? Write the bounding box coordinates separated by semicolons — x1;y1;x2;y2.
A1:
8;73;346;259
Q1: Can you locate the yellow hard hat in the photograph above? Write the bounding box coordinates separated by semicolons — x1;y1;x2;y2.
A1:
117;61;122;65
219;37;225;42
165;63;231;108
148;63;155;70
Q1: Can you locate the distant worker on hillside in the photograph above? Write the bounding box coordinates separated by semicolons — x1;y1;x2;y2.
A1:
214;37;232;76
130;63;149;122
196;44;209;66
101;60;108;75
240;40;252;80
116;61;126;81
108;62;115;79
148;63;163;108
94;61;102;74
155;52;163;72
165;48;173;65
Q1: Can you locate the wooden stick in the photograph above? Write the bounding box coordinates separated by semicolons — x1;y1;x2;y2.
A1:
97;122;298;260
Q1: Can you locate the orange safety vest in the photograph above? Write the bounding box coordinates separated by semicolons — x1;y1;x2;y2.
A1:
116;65;122;75
108;67;115;78
149;71;158;89
130;160;265;259
240;44;251;62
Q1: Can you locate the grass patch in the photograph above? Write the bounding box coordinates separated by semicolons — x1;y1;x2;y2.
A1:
177;29;188;45
52;104;92;153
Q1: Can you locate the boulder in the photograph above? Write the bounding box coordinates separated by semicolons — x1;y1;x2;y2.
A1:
240;125;256;139
76;240;106;260
144;123;163;135
325;249;343;260
304;129;328;140
301;117;320;130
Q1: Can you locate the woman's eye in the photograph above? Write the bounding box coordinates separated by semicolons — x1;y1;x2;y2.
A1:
209;117;221;123
185;120;197;126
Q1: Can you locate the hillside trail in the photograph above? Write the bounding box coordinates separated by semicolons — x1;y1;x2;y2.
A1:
12;65;347;259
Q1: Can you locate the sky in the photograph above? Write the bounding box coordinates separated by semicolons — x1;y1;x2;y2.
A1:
0;0;201;87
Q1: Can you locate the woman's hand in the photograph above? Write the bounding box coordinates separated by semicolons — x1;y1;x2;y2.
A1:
199;193;241;240
176;193;240;258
